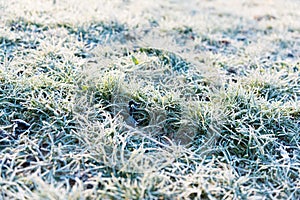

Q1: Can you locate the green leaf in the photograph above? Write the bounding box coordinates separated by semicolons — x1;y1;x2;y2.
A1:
131;55;139;65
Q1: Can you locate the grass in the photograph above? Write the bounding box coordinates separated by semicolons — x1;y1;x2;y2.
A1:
0;0;300;199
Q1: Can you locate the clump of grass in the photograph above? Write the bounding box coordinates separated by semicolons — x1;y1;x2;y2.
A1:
64;21;129;46
0;37;18;62
216;84;298;160
242;67;299;102
161;96;182;135
140;47;190;74
93;72;123;105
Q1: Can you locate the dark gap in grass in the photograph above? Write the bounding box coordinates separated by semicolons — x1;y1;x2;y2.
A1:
8;18;49;33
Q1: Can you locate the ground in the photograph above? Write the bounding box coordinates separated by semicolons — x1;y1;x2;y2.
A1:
0;0;300;199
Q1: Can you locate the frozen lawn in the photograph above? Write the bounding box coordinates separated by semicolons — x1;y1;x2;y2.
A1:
0;0;299;199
